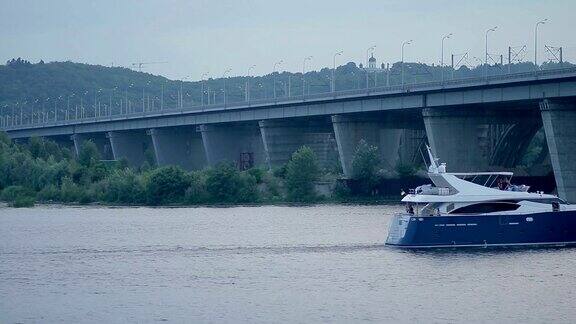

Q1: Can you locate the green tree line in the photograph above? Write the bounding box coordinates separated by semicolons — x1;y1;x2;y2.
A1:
0;132;332;207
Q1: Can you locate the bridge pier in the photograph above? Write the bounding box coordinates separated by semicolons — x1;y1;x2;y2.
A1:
199;123;266;168
540;99;576;203
422;107;540;172
331;115;402;177
259;119;338;170
107;130;154;167
148;127;206;170
398;129;427;166
71;133;113;160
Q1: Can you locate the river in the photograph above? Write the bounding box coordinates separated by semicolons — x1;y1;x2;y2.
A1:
1;204;575;323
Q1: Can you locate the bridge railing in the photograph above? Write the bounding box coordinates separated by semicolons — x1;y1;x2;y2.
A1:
3;67;576;131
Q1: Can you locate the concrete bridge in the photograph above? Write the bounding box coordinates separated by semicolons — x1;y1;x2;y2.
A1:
4;68;576;202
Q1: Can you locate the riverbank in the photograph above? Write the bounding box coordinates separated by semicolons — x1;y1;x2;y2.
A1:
0;133;420;209
0;196;402;209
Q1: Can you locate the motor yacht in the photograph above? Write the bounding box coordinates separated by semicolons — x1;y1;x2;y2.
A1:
386;146;576;248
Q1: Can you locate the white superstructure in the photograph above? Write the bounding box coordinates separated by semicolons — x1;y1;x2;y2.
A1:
402;146;572;216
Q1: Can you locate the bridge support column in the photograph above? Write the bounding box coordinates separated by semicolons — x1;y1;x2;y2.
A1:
423;107;542;172
71;133;113;160
258;119;338;170
331;115;402;177
148;127;207;170
107;130;154;167
398;129;427;166
540;100;576;203
423;108;491;172
199;123;266;168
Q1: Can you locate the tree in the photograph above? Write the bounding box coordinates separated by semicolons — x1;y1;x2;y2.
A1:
78;140;100;167
205;163;258;204
146;166;190;205
351;139;381;195
103;168;146;204
285;146;319;202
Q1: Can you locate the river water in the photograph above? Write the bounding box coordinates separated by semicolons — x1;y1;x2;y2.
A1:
1;204;575;323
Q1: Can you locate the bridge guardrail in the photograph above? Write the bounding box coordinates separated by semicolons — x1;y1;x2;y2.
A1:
3;67;576;131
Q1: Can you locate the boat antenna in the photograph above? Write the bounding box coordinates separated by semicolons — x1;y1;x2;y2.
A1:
419;147;429;170
426;145;439;173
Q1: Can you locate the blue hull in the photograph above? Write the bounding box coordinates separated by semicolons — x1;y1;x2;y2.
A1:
385;211;576;248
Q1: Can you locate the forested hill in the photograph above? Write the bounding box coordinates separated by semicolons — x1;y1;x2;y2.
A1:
0;58;572;112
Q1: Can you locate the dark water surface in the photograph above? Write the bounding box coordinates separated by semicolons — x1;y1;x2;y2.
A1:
1;204;575;323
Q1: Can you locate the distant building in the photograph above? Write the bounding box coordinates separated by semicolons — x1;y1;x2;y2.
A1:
365;54;386;72
368;54;377;69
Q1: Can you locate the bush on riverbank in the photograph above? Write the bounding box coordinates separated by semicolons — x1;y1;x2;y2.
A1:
350;140;382;196
1;185;36;208
285;146;320;202
0;132;412;207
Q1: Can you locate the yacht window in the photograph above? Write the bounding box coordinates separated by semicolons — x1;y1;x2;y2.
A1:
526;198;567;205
450;202;520;214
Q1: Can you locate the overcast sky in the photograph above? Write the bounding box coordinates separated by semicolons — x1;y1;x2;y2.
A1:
1;0;574;80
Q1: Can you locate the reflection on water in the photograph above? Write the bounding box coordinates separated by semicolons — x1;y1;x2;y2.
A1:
1;205;575;323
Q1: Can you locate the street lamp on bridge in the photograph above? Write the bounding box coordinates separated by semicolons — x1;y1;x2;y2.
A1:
246;65;256;102
332;50;343;92
222;68;232;106
485;26;498;77
201;72;210;106
365;46;376;89
273;60;283;99
302;56;313;96
401;40;413;87
441;33;453;83
534;19;548;70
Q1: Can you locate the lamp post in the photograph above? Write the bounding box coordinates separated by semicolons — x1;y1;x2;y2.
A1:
534;19;548;70
441;33;453;83
179;76;191;109
109;87;117;116
33;99;39;124
20;101;26;125
222;68;231;106
332;50;343;92
67;94;75;120
124;84;132;115
55;97;61;121
246;65;256;102
200;72;209;106
365;46;376;89
485;26;498;77
273;60;283;99
302;56;312;96
160;81;165;110
401;40;413;86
